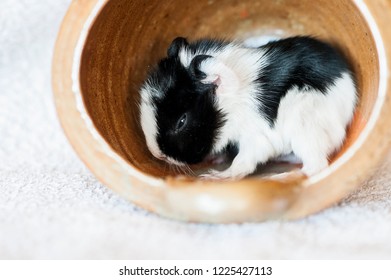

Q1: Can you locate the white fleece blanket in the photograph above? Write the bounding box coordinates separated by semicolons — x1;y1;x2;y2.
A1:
1;0;391;260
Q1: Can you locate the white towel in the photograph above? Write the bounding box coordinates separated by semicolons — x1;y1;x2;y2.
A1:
1;0;391;259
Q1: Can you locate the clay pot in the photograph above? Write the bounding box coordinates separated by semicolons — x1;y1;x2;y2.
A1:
52;0;391;223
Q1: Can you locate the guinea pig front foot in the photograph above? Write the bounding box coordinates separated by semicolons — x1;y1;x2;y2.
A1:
200;169;245;181
200;164;255;180
202;152;261;180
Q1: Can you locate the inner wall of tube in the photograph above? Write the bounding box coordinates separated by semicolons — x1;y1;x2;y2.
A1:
79;0;379;179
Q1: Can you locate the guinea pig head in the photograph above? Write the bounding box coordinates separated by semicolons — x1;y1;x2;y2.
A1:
139;44;225;165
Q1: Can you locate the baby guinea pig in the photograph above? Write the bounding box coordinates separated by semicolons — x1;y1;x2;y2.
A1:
139;36;357;179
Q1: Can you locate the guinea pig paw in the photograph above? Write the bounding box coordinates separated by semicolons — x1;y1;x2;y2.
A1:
200;169;245;181
199;170;221;180
199;169;229;181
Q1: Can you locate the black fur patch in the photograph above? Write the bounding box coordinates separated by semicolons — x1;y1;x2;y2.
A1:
167;37;189;58
188;38;229;55
149;56;226;164
256;36;350;125
222;141;239;161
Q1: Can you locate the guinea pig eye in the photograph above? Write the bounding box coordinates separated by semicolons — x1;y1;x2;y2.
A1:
175;113;187;131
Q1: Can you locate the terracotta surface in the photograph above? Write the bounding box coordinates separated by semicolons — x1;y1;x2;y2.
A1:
52;0;391;223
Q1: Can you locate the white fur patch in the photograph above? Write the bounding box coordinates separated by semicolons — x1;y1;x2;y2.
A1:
199;43;356;179
178;47;193;67
275;72;357;175
195;46;271;154
139;85;162;159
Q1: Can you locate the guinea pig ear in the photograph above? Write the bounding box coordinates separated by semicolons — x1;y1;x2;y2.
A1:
167;37;189;58
189;55;221;87
189;55;211;80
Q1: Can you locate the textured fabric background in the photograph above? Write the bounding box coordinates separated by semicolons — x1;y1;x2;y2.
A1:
1;0;391;259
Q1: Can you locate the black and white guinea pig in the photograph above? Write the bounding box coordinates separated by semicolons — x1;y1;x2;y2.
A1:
139;36;357;179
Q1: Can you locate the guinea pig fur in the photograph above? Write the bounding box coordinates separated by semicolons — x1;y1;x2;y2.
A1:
139;36;357;179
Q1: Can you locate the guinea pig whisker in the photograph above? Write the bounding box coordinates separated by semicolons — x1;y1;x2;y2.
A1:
175;164;181;175
185;164;196;176
180;164;193;176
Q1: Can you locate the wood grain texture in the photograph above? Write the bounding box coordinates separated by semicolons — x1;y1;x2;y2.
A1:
52;0;391;223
